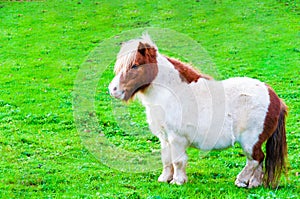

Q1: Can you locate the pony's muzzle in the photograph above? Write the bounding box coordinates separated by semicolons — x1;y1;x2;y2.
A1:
110;90;125;100
108;76;125;100
108;85;124;100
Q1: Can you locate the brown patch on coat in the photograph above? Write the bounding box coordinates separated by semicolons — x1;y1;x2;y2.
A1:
119;42;158;101
252;86;281;162
166;57;213;83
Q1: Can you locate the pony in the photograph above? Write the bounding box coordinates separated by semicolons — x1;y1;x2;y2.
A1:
108;34;288;188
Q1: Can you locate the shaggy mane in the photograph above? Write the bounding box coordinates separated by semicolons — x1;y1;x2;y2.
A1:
114;34;157;74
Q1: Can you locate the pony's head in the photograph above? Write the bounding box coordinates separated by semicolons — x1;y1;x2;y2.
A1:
109;34;158;101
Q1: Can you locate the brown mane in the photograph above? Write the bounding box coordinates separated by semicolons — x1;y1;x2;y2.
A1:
165;57;213;83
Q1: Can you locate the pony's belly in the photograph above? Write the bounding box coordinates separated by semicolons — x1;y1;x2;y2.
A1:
180;122;235;151
189;132;234;151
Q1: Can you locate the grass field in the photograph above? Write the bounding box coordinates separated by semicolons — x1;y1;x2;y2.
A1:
0;0;299;198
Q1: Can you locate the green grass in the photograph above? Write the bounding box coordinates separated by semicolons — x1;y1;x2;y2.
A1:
0;0;299;198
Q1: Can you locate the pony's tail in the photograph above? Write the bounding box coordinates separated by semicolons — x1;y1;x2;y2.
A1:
264;101;288;188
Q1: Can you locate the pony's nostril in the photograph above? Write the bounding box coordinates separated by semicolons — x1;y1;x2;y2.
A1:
113;87;117;91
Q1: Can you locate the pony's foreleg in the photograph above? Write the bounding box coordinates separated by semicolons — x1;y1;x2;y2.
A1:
169;136;188;185
158;139;174;182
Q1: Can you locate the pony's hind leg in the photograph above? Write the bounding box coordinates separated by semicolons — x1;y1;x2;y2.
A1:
248;144;264;188
248;162;263;188
235;159;260;188
235;138;265;188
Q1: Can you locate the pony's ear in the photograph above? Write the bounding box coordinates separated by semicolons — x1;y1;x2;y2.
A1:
138;42;146;56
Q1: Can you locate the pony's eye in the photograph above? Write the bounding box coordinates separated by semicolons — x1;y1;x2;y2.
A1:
131;64;138;69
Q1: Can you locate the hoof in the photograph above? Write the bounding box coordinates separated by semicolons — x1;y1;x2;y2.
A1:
158;173;173;183
235;179;248;188
170;175;187;185
248;176;262;188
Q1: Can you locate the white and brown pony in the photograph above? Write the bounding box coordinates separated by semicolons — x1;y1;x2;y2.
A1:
108;34;288;188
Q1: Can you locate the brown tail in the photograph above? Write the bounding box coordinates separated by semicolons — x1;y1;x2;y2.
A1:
264;102;288;188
